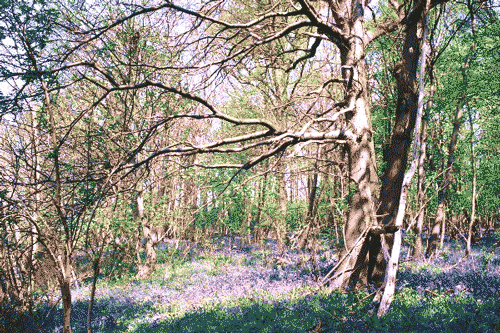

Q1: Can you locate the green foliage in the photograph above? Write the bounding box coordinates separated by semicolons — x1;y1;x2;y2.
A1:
403;230;417;247
427;10;500;223
286;200;307;231
442;249;450;262
318;227;343;252
479;247;495;271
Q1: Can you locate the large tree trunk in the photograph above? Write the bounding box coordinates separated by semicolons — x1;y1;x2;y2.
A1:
378;1;429;314
373;1;428;284
330;12;379;289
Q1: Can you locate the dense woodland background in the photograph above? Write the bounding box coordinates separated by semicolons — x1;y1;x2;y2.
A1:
0;0;499;332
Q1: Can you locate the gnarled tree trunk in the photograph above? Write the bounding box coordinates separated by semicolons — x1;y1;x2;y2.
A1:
330;12;379;289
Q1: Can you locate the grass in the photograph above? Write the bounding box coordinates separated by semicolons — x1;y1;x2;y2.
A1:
13;232;500;332
106;286;500;333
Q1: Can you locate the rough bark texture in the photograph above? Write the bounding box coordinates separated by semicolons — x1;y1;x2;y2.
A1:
378;2;429;314
377;19;421;227
331;12;379;289
371;0;436;284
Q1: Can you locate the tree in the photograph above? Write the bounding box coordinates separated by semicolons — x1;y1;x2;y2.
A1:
9;0;500;326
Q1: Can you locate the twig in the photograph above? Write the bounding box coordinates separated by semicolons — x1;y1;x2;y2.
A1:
347;288;380;310
424;289;439;297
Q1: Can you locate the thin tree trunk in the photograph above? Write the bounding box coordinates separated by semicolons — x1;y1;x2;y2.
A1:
412;64;437;258
86;253;101;333
34;52;75;333
426;83;465;258
298;149;320;250
466;113;477;256
60;273;72;333
255;164;268;244
275;161;288;253
413;117;427;258
465;0;479;256
136;184;157;278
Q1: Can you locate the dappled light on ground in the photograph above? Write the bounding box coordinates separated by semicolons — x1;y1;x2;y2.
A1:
17;233;498;332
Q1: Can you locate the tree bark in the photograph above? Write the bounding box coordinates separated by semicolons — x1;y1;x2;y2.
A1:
378;0;429;315
412;64;437;258
413;117;427;258
136;183;157;278
374;0;429;284
331;10;379;289
275;161;288;253
255;164;268;245
466;113;477;256
86;252;101;333
59;263;73;333
298;148;320;251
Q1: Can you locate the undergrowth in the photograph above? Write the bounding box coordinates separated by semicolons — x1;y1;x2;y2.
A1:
11;233;500;332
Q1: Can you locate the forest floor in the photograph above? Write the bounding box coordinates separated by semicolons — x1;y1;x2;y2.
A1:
32;232;500;332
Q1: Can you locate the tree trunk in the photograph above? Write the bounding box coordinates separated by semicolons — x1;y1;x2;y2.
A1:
183;156;198;241
60;271;72;333
330;12;379;289
378;1;429;315
255;165;268;245
275;161;288;253
298;149;320;251
136;185;157;278
413;117;427;258
428;82;463;257
86;255;101;333
374;0;429;284
466;113;477;256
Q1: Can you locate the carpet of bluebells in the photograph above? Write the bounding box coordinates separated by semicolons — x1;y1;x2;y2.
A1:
25;231;500;332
